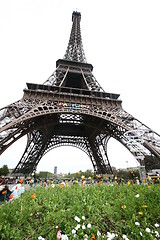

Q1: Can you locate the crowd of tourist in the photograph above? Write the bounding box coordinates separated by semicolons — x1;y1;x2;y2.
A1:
0;173;159;203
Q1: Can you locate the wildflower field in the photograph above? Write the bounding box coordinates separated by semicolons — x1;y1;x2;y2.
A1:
0;184;160;239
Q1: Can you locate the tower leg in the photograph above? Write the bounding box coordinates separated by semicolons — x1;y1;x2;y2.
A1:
89;134;113;174
13;130;46;174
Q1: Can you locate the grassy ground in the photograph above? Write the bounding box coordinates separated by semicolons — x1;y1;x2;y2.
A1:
0;183;160;239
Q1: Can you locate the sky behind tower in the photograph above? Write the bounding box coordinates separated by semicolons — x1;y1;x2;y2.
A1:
0;0;160;174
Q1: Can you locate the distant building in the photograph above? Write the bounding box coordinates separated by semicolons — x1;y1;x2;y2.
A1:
54;166;57;175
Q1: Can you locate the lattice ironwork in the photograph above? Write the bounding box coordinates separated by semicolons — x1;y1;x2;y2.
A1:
43;60;105;92
64;11;87;63
0;11;160;175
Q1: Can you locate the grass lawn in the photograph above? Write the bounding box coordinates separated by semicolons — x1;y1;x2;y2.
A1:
0;183;160;239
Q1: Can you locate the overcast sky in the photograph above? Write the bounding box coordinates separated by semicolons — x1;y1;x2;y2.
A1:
0;0;160;174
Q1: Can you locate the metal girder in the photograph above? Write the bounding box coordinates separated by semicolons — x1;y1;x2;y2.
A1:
13;131;44;174
43;62;105;92
88;134;113;174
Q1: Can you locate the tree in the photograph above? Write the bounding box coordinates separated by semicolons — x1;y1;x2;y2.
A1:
65;169;94;179
0;165;9;176
116;169;140;180
37;171;54;178
144;155;160;171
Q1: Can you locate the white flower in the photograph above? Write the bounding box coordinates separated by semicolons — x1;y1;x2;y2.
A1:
61;234;69;240
87;223;91;228
135;194;139;198
107;232;116;239
140;232;143;236
72;229;76;234
155;230;159;238
122;234;129;240
38;237;45;240
97;230;101;237
146;228;151;233
84;234;88;240
82;224;86;230
135;222;140;226
74;216;80;222
55;225;58;229
82;216;85;220
75;224;81;230
154;223;159;228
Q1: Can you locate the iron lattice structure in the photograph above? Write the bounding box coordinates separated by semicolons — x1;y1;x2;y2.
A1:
0;11;160;175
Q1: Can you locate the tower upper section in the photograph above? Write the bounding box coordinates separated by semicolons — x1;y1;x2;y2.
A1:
37;11;120;99
63;11;87;63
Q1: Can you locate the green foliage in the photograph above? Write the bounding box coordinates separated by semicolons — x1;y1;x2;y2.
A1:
144;155;160;171
116;169;140;180
37;171;55;178
65;169;94;179
0;165;9;176
0;184;160;239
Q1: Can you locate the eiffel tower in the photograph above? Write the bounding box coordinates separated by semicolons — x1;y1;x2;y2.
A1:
0;11;160;176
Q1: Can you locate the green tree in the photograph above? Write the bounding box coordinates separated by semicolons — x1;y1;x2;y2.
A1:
144;155;160;171
65;169;94;179
116;169;140;180
37;171;54;178
0;165;9;176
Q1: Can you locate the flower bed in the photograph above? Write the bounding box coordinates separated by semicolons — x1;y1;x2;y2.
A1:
0;184;159;239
